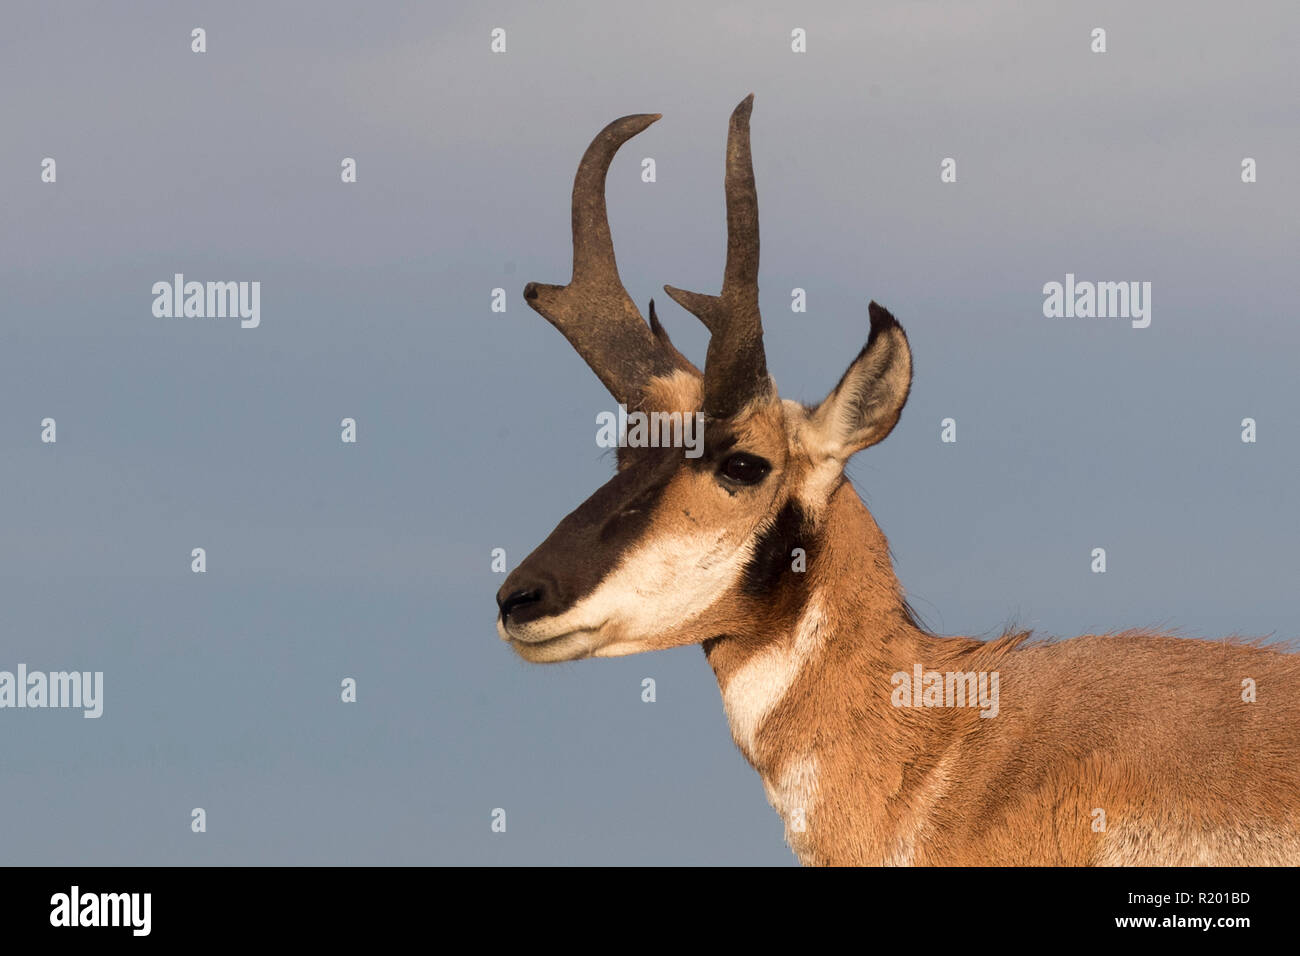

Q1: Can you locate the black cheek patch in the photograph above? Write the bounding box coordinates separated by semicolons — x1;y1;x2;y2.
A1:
741;500;814;596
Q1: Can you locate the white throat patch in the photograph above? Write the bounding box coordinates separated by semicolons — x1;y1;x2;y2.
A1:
720;595;827;759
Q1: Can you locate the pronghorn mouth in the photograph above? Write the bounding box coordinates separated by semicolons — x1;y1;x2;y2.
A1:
498;617;606;661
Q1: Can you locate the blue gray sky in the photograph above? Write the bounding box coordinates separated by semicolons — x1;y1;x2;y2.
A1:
1;1;1297;864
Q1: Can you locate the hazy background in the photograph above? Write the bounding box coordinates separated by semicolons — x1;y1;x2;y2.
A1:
1;1;1296;864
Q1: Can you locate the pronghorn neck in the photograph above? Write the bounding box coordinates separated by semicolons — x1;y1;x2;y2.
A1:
702;483;960;864
703;482;925;754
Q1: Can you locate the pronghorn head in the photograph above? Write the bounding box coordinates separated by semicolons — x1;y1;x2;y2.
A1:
497;95;912;663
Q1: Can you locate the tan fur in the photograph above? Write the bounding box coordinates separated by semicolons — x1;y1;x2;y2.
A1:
611;381;1300;865
705;483;1300;865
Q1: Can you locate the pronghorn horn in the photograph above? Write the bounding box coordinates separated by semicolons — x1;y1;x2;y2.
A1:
648;299;702;377
664;94;771;419
524;112;678;405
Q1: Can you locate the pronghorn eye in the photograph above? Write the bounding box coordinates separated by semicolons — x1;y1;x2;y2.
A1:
719;453;771;486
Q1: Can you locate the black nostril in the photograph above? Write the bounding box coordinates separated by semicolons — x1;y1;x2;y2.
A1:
498;587;543;620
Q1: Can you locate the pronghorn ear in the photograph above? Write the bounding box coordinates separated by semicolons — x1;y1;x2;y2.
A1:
809;302;912;461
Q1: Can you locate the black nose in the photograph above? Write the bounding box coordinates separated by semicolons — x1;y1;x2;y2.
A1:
497;586;544;622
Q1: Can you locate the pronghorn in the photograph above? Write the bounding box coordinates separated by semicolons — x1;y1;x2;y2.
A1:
496;95;1300;866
